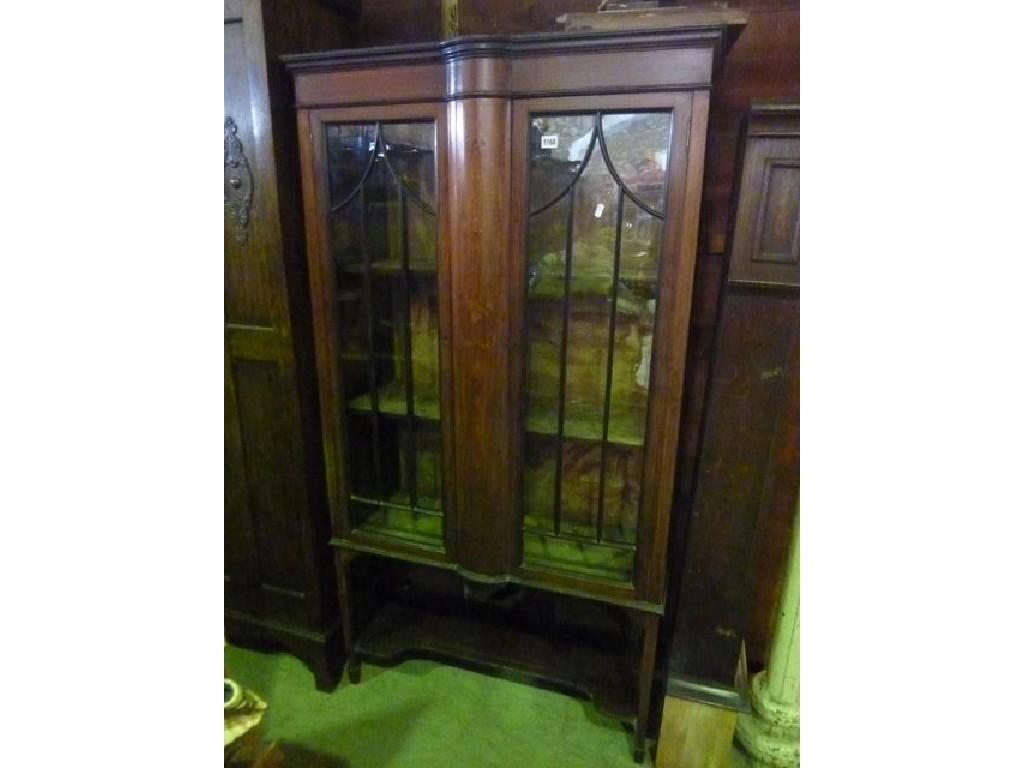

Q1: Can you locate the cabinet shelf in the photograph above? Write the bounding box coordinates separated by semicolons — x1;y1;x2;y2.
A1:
338;258;438;277
347;384;441;421
527;247;658;300
523;519;636;551
337;288;362;302
529;269;657;297
523;530;635;584
525;403;646;447
350;492;442;515
350;493;444;546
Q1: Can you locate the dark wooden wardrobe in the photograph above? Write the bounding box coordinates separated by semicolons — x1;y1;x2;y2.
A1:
666;103;800;707
223;0;360;690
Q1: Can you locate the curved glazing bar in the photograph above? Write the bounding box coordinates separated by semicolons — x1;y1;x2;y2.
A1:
328;122;439;216
595;113;669;220
329;123;380;214
379;122;437;214
529;120;597;217
380;153;436;215
527;112;671;221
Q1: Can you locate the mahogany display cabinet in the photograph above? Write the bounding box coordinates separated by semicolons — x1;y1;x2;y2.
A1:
285;23;742;761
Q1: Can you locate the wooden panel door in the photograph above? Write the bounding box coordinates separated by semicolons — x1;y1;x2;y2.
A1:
511;93;708;607
668;105;799;697
299;103;456;564
225;2;320;628
224;0;361;689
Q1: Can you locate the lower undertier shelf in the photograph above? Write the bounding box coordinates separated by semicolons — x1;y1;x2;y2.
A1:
352;586;639;725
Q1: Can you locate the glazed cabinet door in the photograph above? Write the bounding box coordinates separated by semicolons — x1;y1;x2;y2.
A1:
512;94;704;604
301;104;454;560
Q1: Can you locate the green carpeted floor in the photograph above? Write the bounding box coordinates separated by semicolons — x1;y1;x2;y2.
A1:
225;644;749;768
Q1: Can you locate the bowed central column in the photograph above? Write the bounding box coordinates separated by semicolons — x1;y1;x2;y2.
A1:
444;52;519;576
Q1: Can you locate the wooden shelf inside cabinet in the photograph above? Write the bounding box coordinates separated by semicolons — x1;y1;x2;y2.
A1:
349;494;444;548
522;529;637;584
337;259;439;277
347;384;440;421
525;403;647;447
528;268;658;302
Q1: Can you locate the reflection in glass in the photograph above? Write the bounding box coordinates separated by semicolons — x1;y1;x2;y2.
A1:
325;120;443;547
521;111;671;583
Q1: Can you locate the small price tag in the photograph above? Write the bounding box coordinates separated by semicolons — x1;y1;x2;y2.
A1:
594;203;605;218
541;134;559;149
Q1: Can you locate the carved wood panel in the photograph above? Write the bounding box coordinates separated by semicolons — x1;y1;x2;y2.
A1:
224;116;254;244
752;159;799;265
727;133;799;287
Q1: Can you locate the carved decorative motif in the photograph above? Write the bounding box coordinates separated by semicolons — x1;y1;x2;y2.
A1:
224;117;254;244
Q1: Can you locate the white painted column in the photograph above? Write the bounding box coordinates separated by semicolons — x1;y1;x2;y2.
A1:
737;502;799;767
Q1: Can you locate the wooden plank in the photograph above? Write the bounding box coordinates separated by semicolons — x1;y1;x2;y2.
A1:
670;289;799;678
509;47;713;96
656;696;738;768
561;7;749;32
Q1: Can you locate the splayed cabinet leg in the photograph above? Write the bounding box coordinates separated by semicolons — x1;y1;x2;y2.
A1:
635;612;660;763
335;550;360;684
347;656;363;684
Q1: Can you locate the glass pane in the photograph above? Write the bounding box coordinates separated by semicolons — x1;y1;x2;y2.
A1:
521;110;671;583
600;112;671;215
407;200;438;272
410;276;441;418
414;424;443;512
608;199;661;446
523;435;556;533
326;120;443;548
559;442;602;539
331;191;364;277
563;146;617;440
344;412;377;498
365;160;400;269
601;445;642;546
522;532;634;583
620;194;661;281
524;196;568;436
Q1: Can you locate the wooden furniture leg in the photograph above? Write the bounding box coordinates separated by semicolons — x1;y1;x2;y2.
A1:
335;550;361;683
635;612;660;763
